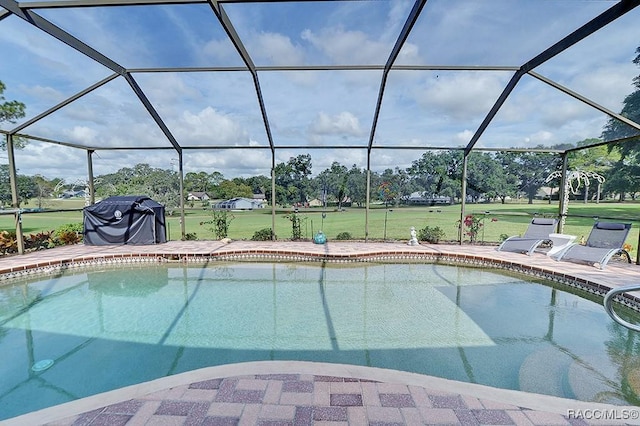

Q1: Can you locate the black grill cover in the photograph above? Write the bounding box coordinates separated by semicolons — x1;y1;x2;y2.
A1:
83;196;167;245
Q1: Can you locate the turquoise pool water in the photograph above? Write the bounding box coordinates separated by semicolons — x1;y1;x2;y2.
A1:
1;261;639;419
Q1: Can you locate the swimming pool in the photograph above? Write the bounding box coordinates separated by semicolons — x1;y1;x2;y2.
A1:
1;261;639;419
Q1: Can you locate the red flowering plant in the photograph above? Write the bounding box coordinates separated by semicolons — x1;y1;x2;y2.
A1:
458;214;483;243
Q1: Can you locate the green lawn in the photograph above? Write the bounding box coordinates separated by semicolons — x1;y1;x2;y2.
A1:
1;199;639;259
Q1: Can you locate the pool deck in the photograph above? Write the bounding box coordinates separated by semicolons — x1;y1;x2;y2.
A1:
2;240;640;426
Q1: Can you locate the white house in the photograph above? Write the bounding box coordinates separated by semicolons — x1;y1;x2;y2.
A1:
187;192;211;201
214;197;264;210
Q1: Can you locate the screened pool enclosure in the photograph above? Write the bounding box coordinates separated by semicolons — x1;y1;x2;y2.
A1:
1;0;640;251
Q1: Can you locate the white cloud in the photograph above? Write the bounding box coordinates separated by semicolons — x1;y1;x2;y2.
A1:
65;126;100;145
202;38;240;63
413;73;508;121
172;107;249;145
309;111;364;138
455;130;474;145
301;28;392;65
252;32;306;66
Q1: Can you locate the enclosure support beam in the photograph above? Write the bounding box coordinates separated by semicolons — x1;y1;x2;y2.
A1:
87;150;95;205
459;153;469;245
271;150;276;241
558;153;569;234
367;0;427;151
208;0;275;152
365;150;371;243
178;152;186;240
6;134;24;254
464;0;640;155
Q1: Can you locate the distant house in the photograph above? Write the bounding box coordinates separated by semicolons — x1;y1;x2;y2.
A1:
187;192;210;201
406;192;451;205
536;187;559;200
59;190;86;199
308;198;323;207
252;193;266;201
214;197;264;210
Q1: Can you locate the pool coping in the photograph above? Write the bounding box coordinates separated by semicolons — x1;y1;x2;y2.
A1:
2;240;639;310
6;361;640;426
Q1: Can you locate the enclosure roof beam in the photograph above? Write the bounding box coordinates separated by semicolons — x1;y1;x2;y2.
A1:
0;0;183;153
19;0;374;8
564;134;640;154
0;0;125;73
367;0;427;152
464;0;640;156
16;134;98;150
208;0;275;152
124;73;182;152
10;74;120;134
19;0;203;8
529;70;640;133
128;65;521;74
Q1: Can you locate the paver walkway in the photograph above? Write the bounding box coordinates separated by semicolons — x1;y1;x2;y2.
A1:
2;241;640;425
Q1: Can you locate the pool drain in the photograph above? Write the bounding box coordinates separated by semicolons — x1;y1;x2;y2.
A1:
31;359;54;372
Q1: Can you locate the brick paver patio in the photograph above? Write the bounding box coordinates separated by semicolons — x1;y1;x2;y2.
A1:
2;240;640;425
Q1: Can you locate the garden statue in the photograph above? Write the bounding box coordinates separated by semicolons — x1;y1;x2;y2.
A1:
408;226;419;246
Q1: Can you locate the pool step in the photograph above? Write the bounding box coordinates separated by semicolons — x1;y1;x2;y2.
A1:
567;355;628;405
519;347;572;397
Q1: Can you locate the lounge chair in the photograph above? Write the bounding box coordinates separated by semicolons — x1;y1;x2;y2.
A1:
497;217;557;255
554;221;632;269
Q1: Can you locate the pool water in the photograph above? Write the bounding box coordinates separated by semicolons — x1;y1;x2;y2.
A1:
1;261;640;419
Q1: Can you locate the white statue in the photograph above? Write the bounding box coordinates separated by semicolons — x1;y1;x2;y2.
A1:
408;226;419;246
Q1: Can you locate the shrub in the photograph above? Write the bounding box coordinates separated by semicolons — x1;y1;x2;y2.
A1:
252;228;275;241
184;232;198;240
25;230;55;250
201;210;234;239
57;230;81;245
55;223;83;245
417;226;445;243
457;214;483;243
336;232;352;240
283;212;305;240
0;230;18;255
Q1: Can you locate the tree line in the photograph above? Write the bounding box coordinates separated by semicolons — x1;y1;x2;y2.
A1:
0;139;635;213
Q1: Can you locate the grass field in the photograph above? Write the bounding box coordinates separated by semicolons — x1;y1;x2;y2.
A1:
1;198;639;259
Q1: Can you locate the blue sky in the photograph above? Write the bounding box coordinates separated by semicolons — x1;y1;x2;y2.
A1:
0;0;639;182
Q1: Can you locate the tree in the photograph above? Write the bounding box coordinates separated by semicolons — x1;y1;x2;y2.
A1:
244;175;271;196
93;163;181;213
316;162;349;209
345;165;367;207
32;175;55;209
466;152;517;203
0;81;26;125
217;179;253;199
274;154;312;206
604;161;640;201
407;151;462;202
184;171;213;194
497;149;561;204
602;45;640;159
0;81;27;150
568;138;619;202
